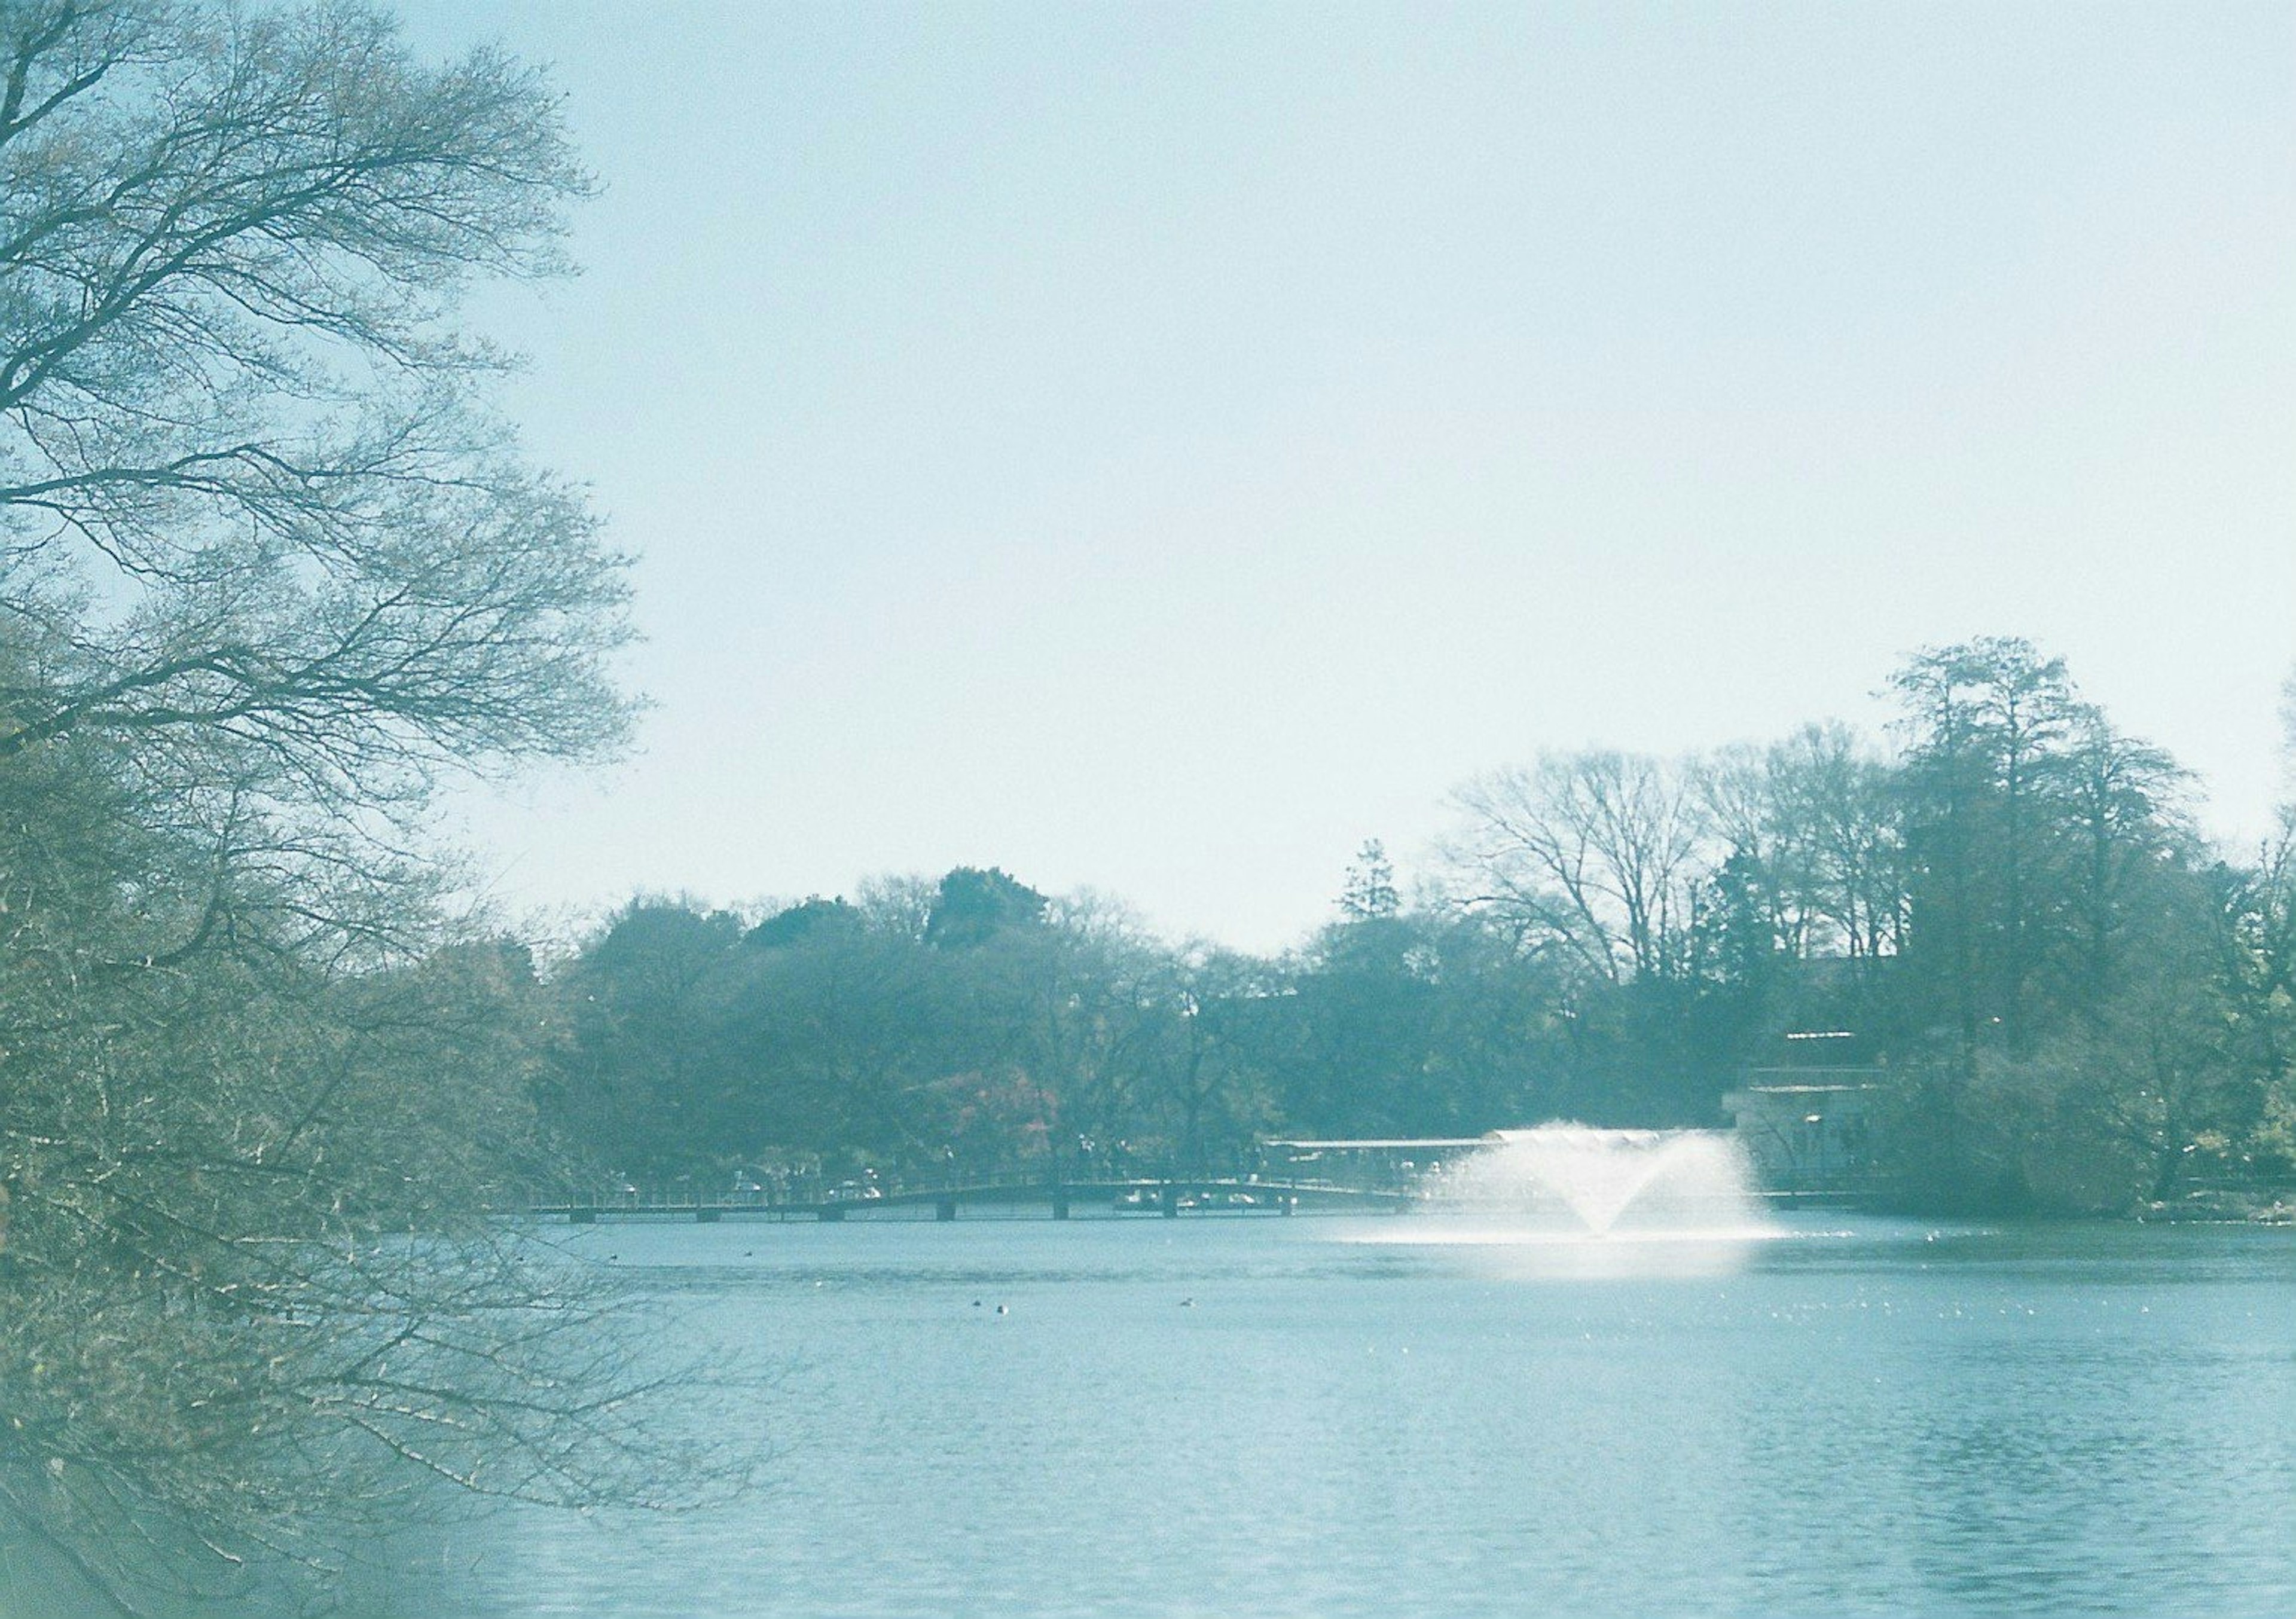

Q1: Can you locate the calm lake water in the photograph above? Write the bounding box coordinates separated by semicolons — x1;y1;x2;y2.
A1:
14;1211;2296;1616
429;1211;2294;1618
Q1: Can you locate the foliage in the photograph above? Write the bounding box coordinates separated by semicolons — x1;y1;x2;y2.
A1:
550;640;2295;1224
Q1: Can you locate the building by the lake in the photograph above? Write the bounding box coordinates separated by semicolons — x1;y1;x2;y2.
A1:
1724;1029;1883;1193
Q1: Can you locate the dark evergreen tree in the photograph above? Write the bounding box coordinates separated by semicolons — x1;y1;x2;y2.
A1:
924;867;1051;949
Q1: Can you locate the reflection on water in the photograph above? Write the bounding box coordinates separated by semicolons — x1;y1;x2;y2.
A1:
1336;1213;1791;1279
13;1214;2294;1617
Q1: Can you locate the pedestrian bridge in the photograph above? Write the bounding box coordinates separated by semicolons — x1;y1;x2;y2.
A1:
529;1173;1414;1224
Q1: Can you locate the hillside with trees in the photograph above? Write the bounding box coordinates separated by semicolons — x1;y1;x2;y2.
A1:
544;639;2296;1220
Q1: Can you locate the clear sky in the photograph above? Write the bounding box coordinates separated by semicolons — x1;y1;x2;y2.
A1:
395;1;2295;952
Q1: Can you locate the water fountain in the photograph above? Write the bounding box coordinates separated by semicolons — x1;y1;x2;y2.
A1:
1419;1125;1770;1239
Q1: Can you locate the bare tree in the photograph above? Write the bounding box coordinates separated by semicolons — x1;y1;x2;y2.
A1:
0;3;689;1606
0;1;626;799
1742;722;1907;964
1449;749;1711;983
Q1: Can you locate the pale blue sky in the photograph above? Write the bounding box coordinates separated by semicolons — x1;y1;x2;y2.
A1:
399;1;2295;950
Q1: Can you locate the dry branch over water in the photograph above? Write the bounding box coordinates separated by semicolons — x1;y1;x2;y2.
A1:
0;1;690;1605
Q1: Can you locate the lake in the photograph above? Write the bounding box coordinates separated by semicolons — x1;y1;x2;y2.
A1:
416;1211;2294;1617
12;1211;2295;1616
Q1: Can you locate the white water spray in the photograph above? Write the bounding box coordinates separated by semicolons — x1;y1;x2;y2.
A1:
1420;1125;1772;1238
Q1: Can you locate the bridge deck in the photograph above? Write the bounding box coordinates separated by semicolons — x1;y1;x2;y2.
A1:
528;1176;1879;1223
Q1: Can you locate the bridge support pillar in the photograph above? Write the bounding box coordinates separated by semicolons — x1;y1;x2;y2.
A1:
936;1196;957;1222
1161;1183;1178;1218
1051;1190;1070;1220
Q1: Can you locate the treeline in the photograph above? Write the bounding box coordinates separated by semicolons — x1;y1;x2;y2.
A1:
542;637;2296;1216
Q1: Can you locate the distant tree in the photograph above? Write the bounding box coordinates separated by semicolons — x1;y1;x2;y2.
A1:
2236;817;2296;1177
996;897;1168;1154
1705;723;1906;968
2054;858;2258;1203
1411;914;1578;1128
554;900;745;1172
548;880;1190;1180
854;872;941;942
709;906;951;1162
2057;710;2189;1013
1450;750;1709;984
924;866;1049;949
1935;854;2260;1212
1675;725;1913;1068
743;896;863;951
1684;845;1787;1052
1868;639;2222;1209
1141;946;1282;1173
1341;839;1402;920
1889;637;2086;1062
1691;744;1799;955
